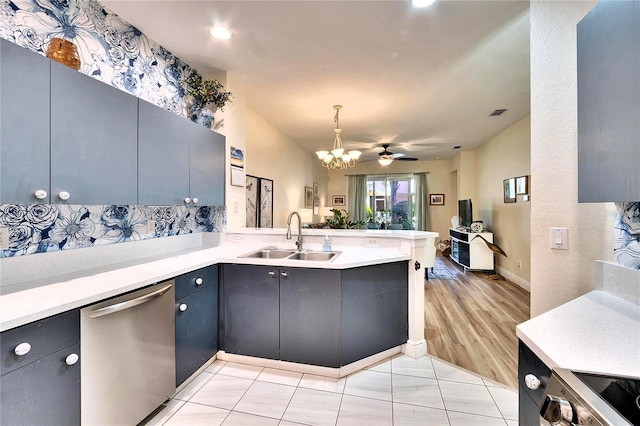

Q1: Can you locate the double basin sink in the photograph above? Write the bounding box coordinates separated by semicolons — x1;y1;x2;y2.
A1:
238;247;340;262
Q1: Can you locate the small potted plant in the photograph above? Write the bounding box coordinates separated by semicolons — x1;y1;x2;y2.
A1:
182;70;232;126
327;208;365;229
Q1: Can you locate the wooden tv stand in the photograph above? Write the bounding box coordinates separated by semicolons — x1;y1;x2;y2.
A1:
449;227;494;271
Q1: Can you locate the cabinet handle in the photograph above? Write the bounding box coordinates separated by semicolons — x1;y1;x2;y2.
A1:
192;197;199;205
184;197;191;204
65;353;79;366
58;191;70;201
34;189;48;200
179;303;188;312
14;342;31;356
268;271;276;277
524;374;541;390
281;272;288;278
195;277;203;285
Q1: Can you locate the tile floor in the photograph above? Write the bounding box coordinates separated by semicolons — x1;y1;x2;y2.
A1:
144;354;518;426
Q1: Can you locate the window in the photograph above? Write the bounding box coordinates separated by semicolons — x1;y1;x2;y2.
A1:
366;175;415;229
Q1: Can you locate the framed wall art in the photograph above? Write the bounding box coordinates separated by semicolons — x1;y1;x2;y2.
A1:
429;194;445;205
259;178;274;228
503;177;516;203
332;195;345;206
304;186;314;208
245;175;259;227
516;175;529;195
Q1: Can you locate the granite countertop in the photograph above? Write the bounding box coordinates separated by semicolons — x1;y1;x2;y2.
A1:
516;290;640;378
0;242;410;332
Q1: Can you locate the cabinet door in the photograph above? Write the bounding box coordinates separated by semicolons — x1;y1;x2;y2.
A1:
222;264;279;359
342;262;408;365
577;1;640;202
138;99;190;205
279;267;341;367
189;125;225;206
0;343;80;426
50;62;137;204
0;39;51;203
175;282;218;387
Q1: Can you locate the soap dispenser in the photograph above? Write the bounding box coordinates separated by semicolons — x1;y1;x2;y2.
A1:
322;235;332;252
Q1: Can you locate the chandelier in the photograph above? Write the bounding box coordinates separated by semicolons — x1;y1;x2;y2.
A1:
315;105;362;169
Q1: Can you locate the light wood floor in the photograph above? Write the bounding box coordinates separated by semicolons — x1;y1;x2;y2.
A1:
424;255;530;389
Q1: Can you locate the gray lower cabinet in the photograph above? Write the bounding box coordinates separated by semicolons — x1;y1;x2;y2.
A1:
222;261;409;368
0;310;80;426
175;265;219;387
280;268;342;367
0;39;51;204
221;264;280;360
577;1;640;202
138;99;226;206
50;61;138;205
518;340;551;426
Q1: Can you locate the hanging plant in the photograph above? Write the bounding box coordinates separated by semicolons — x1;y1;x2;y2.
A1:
183;70;232;111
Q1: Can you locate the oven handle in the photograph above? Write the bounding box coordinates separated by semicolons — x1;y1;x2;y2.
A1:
86;284;173;318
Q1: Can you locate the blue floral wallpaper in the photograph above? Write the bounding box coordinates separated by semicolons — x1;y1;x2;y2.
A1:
0;204;226;258
0;0;226;258
614;202;640;270
1;0;194;117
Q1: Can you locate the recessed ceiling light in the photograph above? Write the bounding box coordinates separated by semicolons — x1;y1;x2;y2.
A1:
412;0;436;8
210;26;232;40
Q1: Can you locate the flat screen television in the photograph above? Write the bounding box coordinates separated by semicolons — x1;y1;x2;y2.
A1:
458;199;473;229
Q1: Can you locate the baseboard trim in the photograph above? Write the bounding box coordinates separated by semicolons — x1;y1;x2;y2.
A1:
496;266;530;291
402;339;427;358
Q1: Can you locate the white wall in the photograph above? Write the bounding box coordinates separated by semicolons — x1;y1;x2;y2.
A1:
245;109;328;229
475;115;531;289
530;0;616;316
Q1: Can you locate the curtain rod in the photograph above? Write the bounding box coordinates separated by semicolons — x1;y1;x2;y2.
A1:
343;172;429;176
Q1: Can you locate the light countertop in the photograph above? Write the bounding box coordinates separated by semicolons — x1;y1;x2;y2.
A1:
516;290;640;378
0;242;409;332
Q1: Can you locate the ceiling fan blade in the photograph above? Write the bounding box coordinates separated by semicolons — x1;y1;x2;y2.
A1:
397;157;418;161
393;152;405;158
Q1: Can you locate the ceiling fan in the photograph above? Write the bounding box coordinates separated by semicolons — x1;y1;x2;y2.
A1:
377;144;418;166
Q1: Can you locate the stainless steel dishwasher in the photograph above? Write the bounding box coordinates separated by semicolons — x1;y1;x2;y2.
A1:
81;280;175;425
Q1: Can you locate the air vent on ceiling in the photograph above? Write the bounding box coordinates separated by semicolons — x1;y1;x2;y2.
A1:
490;109;507;116
453;146;461;149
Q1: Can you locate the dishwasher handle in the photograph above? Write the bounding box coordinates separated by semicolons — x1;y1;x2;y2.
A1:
86;284;173;319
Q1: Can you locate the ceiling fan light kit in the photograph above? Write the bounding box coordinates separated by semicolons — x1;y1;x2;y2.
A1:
316;105;362;169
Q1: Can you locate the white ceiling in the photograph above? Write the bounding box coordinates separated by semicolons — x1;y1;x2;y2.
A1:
102;0;530;162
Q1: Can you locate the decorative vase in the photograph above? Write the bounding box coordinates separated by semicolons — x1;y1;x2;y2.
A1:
46;37;81;70
195;107;214;129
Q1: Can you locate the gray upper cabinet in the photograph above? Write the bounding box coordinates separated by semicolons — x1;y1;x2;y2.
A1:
138;99;191;205
139;99;225;206
50;61;138;205
0;39;51;204
577;1;640;202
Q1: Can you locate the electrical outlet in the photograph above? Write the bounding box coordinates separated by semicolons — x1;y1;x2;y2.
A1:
366;239;379;247
0;226;9;250
517;260;522;269
147;220;156;235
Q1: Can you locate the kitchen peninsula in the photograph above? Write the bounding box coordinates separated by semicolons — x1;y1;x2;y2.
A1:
0;228;437;424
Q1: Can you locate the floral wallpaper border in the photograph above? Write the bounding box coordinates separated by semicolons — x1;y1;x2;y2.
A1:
1;0;199;120
0;204;226;258
613;202;640;270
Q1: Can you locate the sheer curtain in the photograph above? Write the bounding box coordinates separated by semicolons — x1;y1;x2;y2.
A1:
347;175;367;223
414;172;431;231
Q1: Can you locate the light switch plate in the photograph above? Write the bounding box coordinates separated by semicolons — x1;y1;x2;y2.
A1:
0;226;9;250
550;227;568;250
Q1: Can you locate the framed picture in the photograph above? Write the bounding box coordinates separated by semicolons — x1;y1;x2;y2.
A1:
245;175;259;227
332;195;345;206
313;182;319;198
230;146;244;169
304;186;313;208
313;197;319;215
516;175;529;195
429;194;445;205
259;178;274;228
231;166;245;187
504;177;516;203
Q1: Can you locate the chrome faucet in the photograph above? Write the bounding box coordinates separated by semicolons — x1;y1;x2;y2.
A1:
286;211;303;250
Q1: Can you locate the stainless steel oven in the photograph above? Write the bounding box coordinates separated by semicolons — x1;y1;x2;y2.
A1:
540;368;640;425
